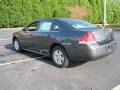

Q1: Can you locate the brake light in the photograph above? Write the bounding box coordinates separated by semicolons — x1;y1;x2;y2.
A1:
79;32;96;43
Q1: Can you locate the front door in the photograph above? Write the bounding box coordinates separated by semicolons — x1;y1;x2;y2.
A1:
30;20;60;55
20;21;39;50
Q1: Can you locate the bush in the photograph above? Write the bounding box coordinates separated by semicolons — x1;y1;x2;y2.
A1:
0;0;119;28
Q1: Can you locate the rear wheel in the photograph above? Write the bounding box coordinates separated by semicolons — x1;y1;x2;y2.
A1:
13;38;22;52
52;46;69;68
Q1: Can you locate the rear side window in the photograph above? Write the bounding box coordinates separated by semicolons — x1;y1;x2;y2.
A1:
52;23;60;31
37;21;60;32
38;22;52;31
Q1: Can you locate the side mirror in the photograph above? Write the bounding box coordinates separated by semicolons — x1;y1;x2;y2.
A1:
22;28;29;33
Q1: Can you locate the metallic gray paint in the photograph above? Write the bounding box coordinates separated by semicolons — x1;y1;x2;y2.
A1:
13;18;117;61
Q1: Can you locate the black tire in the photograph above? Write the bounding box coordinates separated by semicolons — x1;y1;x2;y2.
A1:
13;38;22;52
52;46;69;68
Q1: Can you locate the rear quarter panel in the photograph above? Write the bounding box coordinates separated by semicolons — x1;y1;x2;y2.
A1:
54;30;87;60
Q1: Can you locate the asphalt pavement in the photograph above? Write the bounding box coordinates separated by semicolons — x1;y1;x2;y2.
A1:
0;28;120;90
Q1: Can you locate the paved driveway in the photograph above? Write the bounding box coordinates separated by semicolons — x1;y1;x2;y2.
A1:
0;28;120;90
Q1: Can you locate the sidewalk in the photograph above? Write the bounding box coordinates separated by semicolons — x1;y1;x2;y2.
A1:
0;27;23;31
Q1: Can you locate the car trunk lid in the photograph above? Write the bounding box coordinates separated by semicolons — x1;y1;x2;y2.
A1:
78;27;114;45
92;28;114;45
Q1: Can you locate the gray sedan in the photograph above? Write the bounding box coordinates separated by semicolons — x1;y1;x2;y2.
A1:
12;18;117;68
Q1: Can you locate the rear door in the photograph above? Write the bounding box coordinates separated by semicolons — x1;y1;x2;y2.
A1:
30;20;60;55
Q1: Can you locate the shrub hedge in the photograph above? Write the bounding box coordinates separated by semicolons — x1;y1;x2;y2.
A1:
0;0;120;28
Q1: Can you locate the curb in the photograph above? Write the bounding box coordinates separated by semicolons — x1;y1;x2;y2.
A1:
0;27;24;31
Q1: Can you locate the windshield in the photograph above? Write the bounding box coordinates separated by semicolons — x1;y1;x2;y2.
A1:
60;18;97;29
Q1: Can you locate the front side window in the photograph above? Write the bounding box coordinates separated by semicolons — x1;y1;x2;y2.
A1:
26;21;38;31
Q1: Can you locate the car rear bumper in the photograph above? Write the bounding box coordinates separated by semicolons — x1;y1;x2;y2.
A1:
66;40;117;61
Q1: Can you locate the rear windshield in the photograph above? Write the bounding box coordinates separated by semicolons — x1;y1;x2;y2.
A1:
60;18;97;29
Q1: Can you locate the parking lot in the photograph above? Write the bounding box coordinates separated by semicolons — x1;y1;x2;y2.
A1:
0;28;120;90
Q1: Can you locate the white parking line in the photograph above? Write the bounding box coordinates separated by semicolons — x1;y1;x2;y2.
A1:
0;39;11;41
112;84;120;90
0;56;45;66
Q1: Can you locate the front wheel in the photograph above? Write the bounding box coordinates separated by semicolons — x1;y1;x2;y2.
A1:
13;38;22;52
52;46;69;68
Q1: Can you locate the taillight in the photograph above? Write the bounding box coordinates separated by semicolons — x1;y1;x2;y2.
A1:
79;32;96;44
